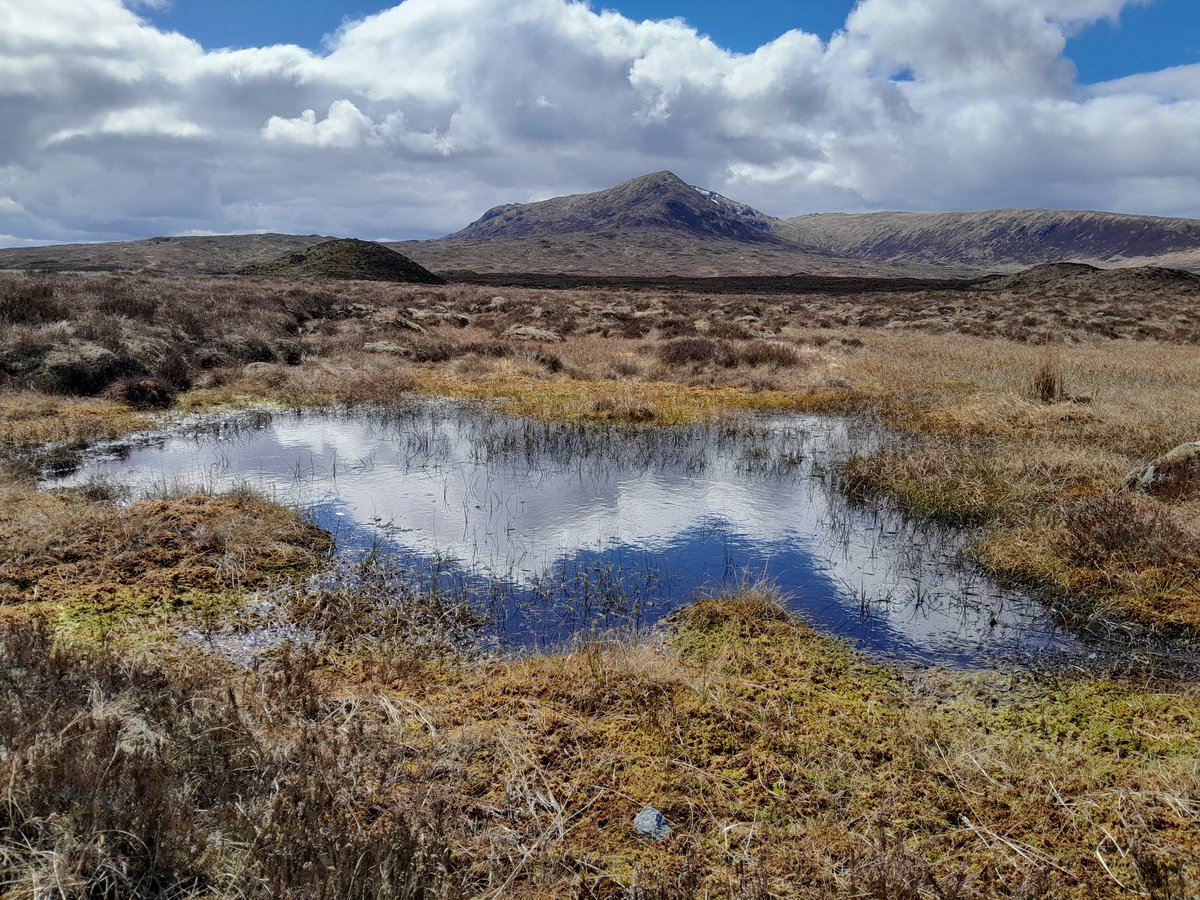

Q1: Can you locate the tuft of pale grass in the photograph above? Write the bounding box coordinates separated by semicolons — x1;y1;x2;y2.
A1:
1026;351;1068;403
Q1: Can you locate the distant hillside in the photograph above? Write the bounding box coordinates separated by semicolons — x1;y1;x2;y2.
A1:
241;239;445;284
408;172;1200;275
979;262;1200;294
397;171;944;277
391;233;940;279
777;209;1200;271
0;234;330;274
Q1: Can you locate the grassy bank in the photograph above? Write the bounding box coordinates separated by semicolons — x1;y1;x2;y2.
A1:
2;590;1197;897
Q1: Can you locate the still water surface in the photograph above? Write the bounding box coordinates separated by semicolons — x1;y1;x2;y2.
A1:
46;403;1097;668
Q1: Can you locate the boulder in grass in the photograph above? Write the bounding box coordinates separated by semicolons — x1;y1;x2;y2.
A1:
1122;441;1200;498
362;341;410;356
408;308;470;327
469;296;507;313
503;324;562;342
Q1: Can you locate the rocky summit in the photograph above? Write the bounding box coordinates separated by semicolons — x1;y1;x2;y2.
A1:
450;171;779;244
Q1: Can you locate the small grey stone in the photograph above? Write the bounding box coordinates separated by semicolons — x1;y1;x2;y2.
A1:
633;806;671;840
407;308;469;327
469;297;507;313
329;304;374;320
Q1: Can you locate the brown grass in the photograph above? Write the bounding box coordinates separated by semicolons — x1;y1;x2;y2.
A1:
0;479;330;641
1;590;1196;898
830;332;1200;631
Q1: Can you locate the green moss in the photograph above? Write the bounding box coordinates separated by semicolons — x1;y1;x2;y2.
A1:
977;679;1200;760
52;588;245;642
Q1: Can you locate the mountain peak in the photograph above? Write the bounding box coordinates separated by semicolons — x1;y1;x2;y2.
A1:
620;170;689;190
449;171;777;243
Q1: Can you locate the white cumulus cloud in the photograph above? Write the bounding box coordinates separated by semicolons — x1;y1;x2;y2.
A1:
0;0;1196;247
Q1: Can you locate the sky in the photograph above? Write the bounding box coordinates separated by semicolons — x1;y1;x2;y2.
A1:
143;0;1200;80
2;0;1199;247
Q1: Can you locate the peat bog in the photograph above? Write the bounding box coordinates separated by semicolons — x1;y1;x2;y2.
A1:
45;402;1113;670
2;269;1200;897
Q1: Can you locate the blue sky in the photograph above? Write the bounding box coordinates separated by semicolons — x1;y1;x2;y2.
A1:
5;0;1200;246
145;0;1200;84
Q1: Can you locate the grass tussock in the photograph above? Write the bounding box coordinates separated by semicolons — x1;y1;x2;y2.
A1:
1026;352;1068;403
0;618;460;899
1;589;1197;897
0;481;330;640
980;494;1200;632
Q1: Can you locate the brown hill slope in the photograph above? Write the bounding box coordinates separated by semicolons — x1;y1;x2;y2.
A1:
412;173;1200;274
980;262;1200;294
778;209;1200;270
240;239;446;284
390;233;954;278
0;234;330;274
399;170;950;277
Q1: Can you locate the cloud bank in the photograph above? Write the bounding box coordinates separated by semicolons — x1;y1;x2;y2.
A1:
1;0;1197;245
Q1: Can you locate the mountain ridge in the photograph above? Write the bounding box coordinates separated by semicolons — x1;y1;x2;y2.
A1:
778;207;1200;269
422;170;1200;273
2;171;1199;276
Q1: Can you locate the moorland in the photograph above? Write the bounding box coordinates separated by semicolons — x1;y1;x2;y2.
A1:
2;258;1200;898
3;170;1200;899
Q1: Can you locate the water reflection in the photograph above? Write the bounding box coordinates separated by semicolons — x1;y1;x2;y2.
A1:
45;404;1088;667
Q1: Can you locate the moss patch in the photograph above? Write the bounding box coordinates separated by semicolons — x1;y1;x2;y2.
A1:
364;591;1200;896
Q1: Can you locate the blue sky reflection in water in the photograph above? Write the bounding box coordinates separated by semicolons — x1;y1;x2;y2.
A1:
47;405;1087;667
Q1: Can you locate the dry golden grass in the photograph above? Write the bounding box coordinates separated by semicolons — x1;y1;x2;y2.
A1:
5;589;1195;898
0;390;152;447
830;332;1200;631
